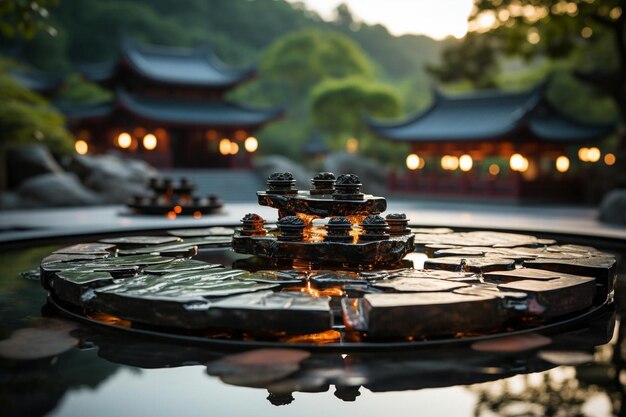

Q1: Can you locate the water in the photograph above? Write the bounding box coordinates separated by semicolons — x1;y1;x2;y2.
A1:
1;243;624;417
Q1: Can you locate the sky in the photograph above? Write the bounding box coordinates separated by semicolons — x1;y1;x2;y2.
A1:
288;0;475;39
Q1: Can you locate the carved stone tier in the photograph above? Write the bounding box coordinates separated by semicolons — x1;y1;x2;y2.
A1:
257;191;387;219
232;232;415;265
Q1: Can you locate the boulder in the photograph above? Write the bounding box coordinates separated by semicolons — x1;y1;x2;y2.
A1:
599;189;626;225
17;173;102;207
6;145;65;189
0;191;23;210
323;152;388;195
67;153;157;203
254;155;312;189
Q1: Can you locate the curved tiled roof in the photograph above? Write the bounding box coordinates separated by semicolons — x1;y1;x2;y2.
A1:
81;37;255;88
368;84;616;143
59;90;282;128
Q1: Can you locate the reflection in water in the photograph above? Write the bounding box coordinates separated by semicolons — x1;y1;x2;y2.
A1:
0;245;624;416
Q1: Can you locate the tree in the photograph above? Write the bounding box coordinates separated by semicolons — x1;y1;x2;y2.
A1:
433;0;626;122
0;0;58;39
310;76;405;162
0;60;73;154
427;32;499;89
259;29;374;106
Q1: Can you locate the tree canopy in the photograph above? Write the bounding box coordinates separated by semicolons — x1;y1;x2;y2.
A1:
0;61;72;154
431;0;624;123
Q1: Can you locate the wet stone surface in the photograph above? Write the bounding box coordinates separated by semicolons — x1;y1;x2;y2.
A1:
40;227;618;342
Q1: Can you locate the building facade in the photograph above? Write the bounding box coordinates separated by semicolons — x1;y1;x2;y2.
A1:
62;37;281;169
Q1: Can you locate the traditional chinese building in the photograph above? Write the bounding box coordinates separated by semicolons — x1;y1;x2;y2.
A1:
61;37;281;168
368;84;618;202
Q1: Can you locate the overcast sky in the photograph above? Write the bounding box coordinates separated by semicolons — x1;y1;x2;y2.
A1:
287;0;474;39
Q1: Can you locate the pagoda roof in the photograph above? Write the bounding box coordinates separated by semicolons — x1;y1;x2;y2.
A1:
368;84;616;143
80;37;255;88
58;90;282;128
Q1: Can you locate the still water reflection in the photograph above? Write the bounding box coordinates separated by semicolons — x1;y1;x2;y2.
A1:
0;244;624;417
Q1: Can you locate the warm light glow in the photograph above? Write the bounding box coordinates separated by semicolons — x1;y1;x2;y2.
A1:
117;132;132;149
193;211;202;219
230;142;240;155
244;136;258;153
441;155;459;171
205;129;218;141
610;7;622;20
488;164;500;176
509;153;528;172
346;137;359;154
406;153;420;170
143;133;157;150
74;140;88;155
587;147;601;163
234;130;247;140
219;138;231;155
578;147;590;162
167;211;177;220
459;154;473;172
173;205;182;214
581;26;593;38
605;153;616;166
527;29;540;44
555;156;570;173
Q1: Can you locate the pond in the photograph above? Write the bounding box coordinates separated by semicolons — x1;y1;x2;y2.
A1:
0;233;624;417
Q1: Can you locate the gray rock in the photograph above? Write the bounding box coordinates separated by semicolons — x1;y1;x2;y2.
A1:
253;156;312;189
6;145;65;189
17;173;102;206
0;191;22;210
69;153;157;203
323;152;388;195
599;189;626;225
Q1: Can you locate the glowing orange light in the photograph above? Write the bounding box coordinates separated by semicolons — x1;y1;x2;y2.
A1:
555;156;570;173
605;153;616;166
488;164;500;176
167;211;177;220
244;136;258;153
441;155;459;171
346;138;359;154
173;205;182;214
459;154;473;172
230;142;239;155
219;138;231;155
509;153;528;172
117;132;132;149
74;140;88;155
282;330;341;345
587;147;601;163
143;133;157;150
193;211;202;219
578;147;590;162
406;153;420;170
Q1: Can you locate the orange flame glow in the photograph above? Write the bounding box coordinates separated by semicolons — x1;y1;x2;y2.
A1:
88;311;132;328
285;281;346;297
282;330;341;344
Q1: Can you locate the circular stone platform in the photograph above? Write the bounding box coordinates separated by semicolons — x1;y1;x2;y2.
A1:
39;227;617;347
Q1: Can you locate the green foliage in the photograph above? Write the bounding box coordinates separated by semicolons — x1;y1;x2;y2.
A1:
309;76;405;165
56;73;112;104
433;0;626;122
427;33;499;89
0;0;58;39
0;60;72;154
259;29;374;105
310;76;401;138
